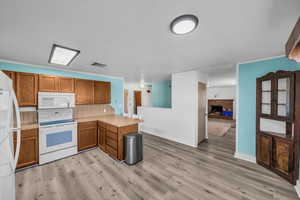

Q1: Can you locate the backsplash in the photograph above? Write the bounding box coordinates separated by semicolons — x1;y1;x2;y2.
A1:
20;111;37;125
20;104;115;125
74;104;115;118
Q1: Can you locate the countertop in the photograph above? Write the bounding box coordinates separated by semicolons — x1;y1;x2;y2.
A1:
76;114;142;127
21;123;39;131
20;114;142;130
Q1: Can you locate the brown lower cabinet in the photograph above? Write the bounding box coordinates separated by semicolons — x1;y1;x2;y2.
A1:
78;121;98;151
98;121;138;160
13;129;38;169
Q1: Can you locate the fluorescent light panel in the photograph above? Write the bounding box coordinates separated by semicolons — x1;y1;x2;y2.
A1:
49;44;80;66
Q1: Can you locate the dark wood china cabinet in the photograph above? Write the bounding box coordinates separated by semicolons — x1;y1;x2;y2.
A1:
256;70;299;184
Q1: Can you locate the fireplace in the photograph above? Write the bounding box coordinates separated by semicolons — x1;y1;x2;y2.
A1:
210;105;223;113
208;99;233;120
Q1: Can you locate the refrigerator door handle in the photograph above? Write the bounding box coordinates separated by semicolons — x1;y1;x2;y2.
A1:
12;89;21;169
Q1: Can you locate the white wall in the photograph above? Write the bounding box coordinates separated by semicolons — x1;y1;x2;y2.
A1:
138;70;208;147
206;65;236;87
124;82;152;116
207;85;236;119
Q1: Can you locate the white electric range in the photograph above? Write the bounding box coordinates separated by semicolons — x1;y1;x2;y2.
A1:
38;93;77;164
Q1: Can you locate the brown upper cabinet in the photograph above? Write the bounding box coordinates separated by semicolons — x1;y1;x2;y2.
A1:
2;70;110;106
16;72;38;106
94;81;111;104
39;75;58;92
75;79;94;104
39;75;74;93
58;77;75;93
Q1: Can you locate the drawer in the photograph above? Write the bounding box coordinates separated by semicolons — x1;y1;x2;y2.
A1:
98;121;106;128
106;137;117;150
106;124;118;133
120;124;138;134
106;145;118;159
106;130;118;140
78;121;97;130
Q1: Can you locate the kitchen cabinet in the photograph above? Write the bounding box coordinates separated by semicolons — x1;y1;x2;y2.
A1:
2;70;16;91
39;75;75;93
39;74;58;92
16;72;38;106
78;121;98;151
98;120;138;160
58;77;74;93
75;79;94;104
13;129;38;169
98;122;106;150
94;81;111;104
256;70;298;184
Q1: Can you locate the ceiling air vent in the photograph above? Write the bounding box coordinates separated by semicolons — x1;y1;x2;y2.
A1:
91;62;107;68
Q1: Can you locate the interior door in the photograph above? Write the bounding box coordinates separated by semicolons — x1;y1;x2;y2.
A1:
134;91;142;114
198;82;207;144
124;89;129;114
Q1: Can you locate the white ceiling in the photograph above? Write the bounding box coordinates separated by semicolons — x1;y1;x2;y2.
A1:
0;0;299;82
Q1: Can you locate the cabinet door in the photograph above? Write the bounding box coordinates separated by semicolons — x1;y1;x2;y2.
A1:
257;134;272;168
273;138;293;175
38;74;58;92
98;127;106;150
75;79;94;104
94;81;111;104
78;122;98;151
104;82;111;104
2;70;16;91
58;77;74;93
257;73;275;118
274;71;295;121
13;129;38;169
16;72;38;106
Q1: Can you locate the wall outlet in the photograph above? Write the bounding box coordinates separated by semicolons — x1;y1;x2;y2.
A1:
104;108;106;112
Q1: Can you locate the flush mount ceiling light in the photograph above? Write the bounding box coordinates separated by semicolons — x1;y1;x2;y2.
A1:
170;14;199;35
48;44;80;66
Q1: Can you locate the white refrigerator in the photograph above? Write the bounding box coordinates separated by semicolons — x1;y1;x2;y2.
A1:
0;71;21;200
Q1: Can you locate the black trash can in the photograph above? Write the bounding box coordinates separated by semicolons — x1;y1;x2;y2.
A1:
124;133;143;165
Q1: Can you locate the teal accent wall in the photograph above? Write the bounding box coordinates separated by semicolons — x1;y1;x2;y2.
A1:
238;57;300;157
0;61;124;115
152;80;171;108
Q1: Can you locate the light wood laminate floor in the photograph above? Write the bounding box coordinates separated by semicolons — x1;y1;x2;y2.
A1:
16;129;299;200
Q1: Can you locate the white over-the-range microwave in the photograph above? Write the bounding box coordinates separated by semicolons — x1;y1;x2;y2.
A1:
38;92;75;109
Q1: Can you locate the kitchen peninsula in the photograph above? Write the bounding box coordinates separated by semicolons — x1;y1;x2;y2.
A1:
77;115;141;160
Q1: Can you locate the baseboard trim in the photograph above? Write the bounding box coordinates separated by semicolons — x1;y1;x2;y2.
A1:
295;180;300;198
234;152;256;163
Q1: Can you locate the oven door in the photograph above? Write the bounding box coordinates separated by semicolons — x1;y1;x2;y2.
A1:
39;123;77;154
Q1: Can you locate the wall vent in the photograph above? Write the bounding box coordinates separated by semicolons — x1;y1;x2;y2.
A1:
91;62;107;68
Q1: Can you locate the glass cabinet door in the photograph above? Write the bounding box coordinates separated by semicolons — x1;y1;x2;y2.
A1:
261;80;272;115
277;78;289;117
274;71;294;121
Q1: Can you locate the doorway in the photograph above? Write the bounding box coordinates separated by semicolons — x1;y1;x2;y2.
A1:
124;89;128;114
134;90;142;114
198;82;207;144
